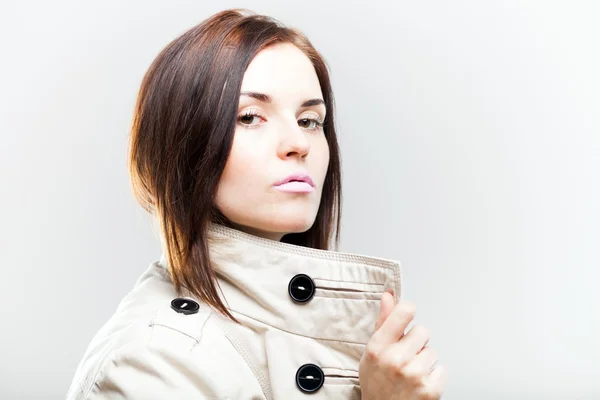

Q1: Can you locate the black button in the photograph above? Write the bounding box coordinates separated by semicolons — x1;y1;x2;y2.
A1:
288;274;315;303
296;364;324;393
170;298;199;315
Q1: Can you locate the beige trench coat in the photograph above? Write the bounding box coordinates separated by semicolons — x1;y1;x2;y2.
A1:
67;224;403;399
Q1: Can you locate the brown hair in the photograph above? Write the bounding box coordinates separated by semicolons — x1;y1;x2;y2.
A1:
128;9;342;321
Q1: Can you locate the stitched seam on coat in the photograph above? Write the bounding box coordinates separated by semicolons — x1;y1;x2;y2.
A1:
324;380;360;387
313;277;385;285
322;367;360;376
394;259;403;301
149;323;201;344
312;295;381;301
212;314;273;400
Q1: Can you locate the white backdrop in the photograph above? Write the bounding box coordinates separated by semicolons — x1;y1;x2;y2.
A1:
1;1;598;398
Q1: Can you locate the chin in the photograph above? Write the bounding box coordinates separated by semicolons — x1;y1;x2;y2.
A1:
273;217;316;235
255;207;315;233
221;202;321;240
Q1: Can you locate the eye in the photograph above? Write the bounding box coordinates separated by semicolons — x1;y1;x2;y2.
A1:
298;116;324;131
238;109;265;127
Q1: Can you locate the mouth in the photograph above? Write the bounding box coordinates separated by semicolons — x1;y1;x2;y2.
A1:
274;173;315;193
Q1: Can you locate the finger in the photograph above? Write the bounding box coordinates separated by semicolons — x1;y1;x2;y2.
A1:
425;364;448;397
384;324;430;363
375;291;395;330
403;346;437;376
372;300;416;346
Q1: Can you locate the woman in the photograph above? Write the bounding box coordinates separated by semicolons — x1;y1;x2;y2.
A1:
67;9;447;399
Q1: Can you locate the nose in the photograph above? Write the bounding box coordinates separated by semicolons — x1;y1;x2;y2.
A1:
277;121;311;160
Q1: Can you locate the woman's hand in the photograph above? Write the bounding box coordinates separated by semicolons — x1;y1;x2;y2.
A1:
359;292;448;399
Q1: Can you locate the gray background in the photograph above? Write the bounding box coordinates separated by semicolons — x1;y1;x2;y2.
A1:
1;0;599;399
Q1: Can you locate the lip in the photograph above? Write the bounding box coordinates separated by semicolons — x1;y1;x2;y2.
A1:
273;172;315;193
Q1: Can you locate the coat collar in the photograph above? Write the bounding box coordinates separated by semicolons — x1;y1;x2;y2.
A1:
159;223;402;345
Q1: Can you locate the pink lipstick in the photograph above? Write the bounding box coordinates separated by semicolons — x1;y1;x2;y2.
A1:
274;173;315;193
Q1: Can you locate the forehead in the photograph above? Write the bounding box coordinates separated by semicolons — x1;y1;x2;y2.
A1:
240;43;322;101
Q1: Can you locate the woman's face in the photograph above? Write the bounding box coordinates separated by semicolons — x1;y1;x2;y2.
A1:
214;43;330;241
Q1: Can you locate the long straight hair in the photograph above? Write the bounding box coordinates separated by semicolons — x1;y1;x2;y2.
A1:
128;9;342;321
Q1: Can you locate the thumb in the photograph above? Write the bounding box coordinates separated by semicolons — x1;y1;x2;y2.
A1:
375;291;395;331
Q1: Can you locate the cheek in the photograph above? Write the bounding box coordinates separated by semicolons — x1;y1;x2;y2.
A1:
219;148;244;195
315;135;330;180
215;133;261;205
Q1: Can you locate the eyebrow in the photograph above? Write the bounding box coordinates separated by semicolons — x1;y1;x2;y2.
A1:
240;91;325;108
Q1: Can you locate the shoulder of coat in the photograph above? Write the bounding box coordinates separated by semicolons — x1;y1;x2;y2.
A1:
147;295;214;351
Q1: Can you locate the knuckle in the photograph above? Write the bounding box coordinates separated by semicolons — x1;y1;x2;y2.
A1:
418;345;436;360
364;344;381;363
397;301;417;317
386;357;409;379
413;324;431;340
433;364;448;380
390;363;406;379
427;347;438;360
402;365;424;384
420;387;443;400
423;347;438;365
